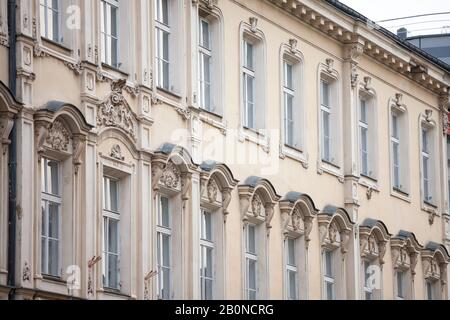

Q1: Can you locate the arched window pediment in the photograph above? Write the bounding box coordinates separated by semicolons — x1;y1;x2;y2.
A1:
279;192;317;242
360;219;391;264
422;243;450;283
318;206;353;253
200;161;238;219
238;176;281;233
391;231;422;274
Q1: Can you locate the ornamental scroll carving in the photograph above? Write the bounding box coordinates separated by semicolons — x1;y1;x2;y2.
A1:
97;79;137;142
46;120;70;152
159;162;181;190
207;179;219;203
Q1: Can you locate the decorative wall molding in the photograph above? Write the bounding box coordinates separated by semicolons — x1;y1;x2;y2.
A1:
46;120;70;152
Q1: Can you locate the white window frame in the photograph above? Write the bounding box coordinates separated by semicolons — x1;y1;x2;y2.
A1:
391;112;401;190
155;0;171;90
245;224;258;300
285;237;299;300
420;122;437;207
100;0;119;68
395;270;406;300
363;260;374;300
200;209;215;300
243;39;256;130
283;61;296;148
156;194;172;300
320;79;333;164
40;0;61;42
198;18;212;112
102;175;121;290
323;250;335;300
41;157;62;278
359;99;370;177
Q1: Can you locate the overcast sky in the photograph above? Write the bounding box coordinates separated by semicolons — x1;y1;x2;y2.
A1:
339;0;450;36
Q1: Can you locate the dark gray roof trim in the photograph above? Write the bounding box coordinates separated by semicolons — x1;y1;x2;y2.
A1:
40;100;93;129
325;0;450;73
281;191;319;211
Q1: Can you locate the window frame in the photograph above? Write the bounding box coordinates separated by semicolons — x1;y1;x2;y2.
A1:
156;194;173;300
102;175;121;291
100;0;120;69
420;120;437;207
40;157;62;278
245;223;258;300
40;0;61;43
155;0;171;90
198;17;212;112
323;249;336;300
199;209;215;300
285;237;299;300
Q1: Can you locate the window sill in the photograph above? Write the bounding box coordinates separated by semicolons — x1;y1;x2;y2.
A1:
239;127;270;153
322;159;340;170
157;86;183;101
391;188;411;203
101;63;129;77
42;275;65;285
360;174;378;183
423;201;438;209
101;288;133;300
41;37;72;55
280;144;308;168
318;161;344;182
199;107;223;120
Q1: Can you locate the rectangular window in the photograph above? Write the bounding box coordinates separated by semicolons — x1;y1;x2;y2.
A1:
359;99;370;176
243;40;256;129
200;210;214;300
321;80;332;163
198;18;212;112
101;0;119;68
283;61;296;148
245;224;258;300
286;238;298;300
41;158;61;277
396;271;404;299
155;0;170;90
102;176;120;290
363;261;373;300
323;250;335;300
40;0;60;42
391;113;401;190
422;128;432;203
157;196;172;299
426;281;434;300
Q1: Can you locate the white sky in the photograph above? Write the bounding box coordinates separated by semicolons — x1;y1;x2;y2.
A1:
339;0;450;37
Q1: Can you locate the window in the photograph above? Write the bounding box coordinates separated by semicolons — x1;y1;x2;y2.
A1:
102;176;120;290
323;250;335;300
245;224;258;300
157;195;172;300
101;0;119;68
41;158;61;277
200;210;214;300
198;18;212;112
155;0;170;90
391;113;401;189
421;125;436;205
390;106;409;195
363;261;374;300
40;0;60;42
286;238;298;300
283;60;303;149
396;270;405;299
426;280;434;300
359;99;369;176
320;78;338;165
243;40;255;129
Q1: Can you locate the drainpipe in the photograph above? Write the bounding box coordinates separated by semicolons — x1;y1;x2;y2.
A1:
7;0;17;300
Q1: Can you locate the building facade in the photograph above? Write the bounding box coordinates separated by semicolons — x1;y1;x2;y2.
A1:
0;0;450;300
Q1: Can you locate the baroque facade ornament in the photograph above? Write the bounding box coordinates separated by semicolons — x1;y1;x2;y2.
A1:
110;144;125;161
22;262;31;282
96;79;138;141
252;194;263;217
159;162;181;190
64;61;84;75
207;179;219;203
46;120;71;152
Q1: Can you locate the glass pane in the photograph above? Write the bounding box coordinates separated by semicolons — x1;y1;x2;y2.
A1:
48;203;59;238
111;37;118;68
360;100;367;123
157;0;169;25
161;267;171;299
48;238;59;276
248;259;257;290
160;197;170;228
325;251;333;277
392;113;399;139
47;160;59;196
40;4;46;38
287;238;296;266
285;94;294;146
321;81;330;106
202;54;211;83
52;3;59;41
162;234;170;267
245;41;253;70
41;201;47;236
248;290;256;300
205;279;213;300
247;225;256;254
326;282;334;300
108;219;119;254
200;20;210;49
47;9;54;41
285;62;293;89
288;270;297;300
108;253;119;289
162;31;170;61
397;272;404;298
427;282;433;300
109;179;119;213
41;236;47;273
202;211;212;241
